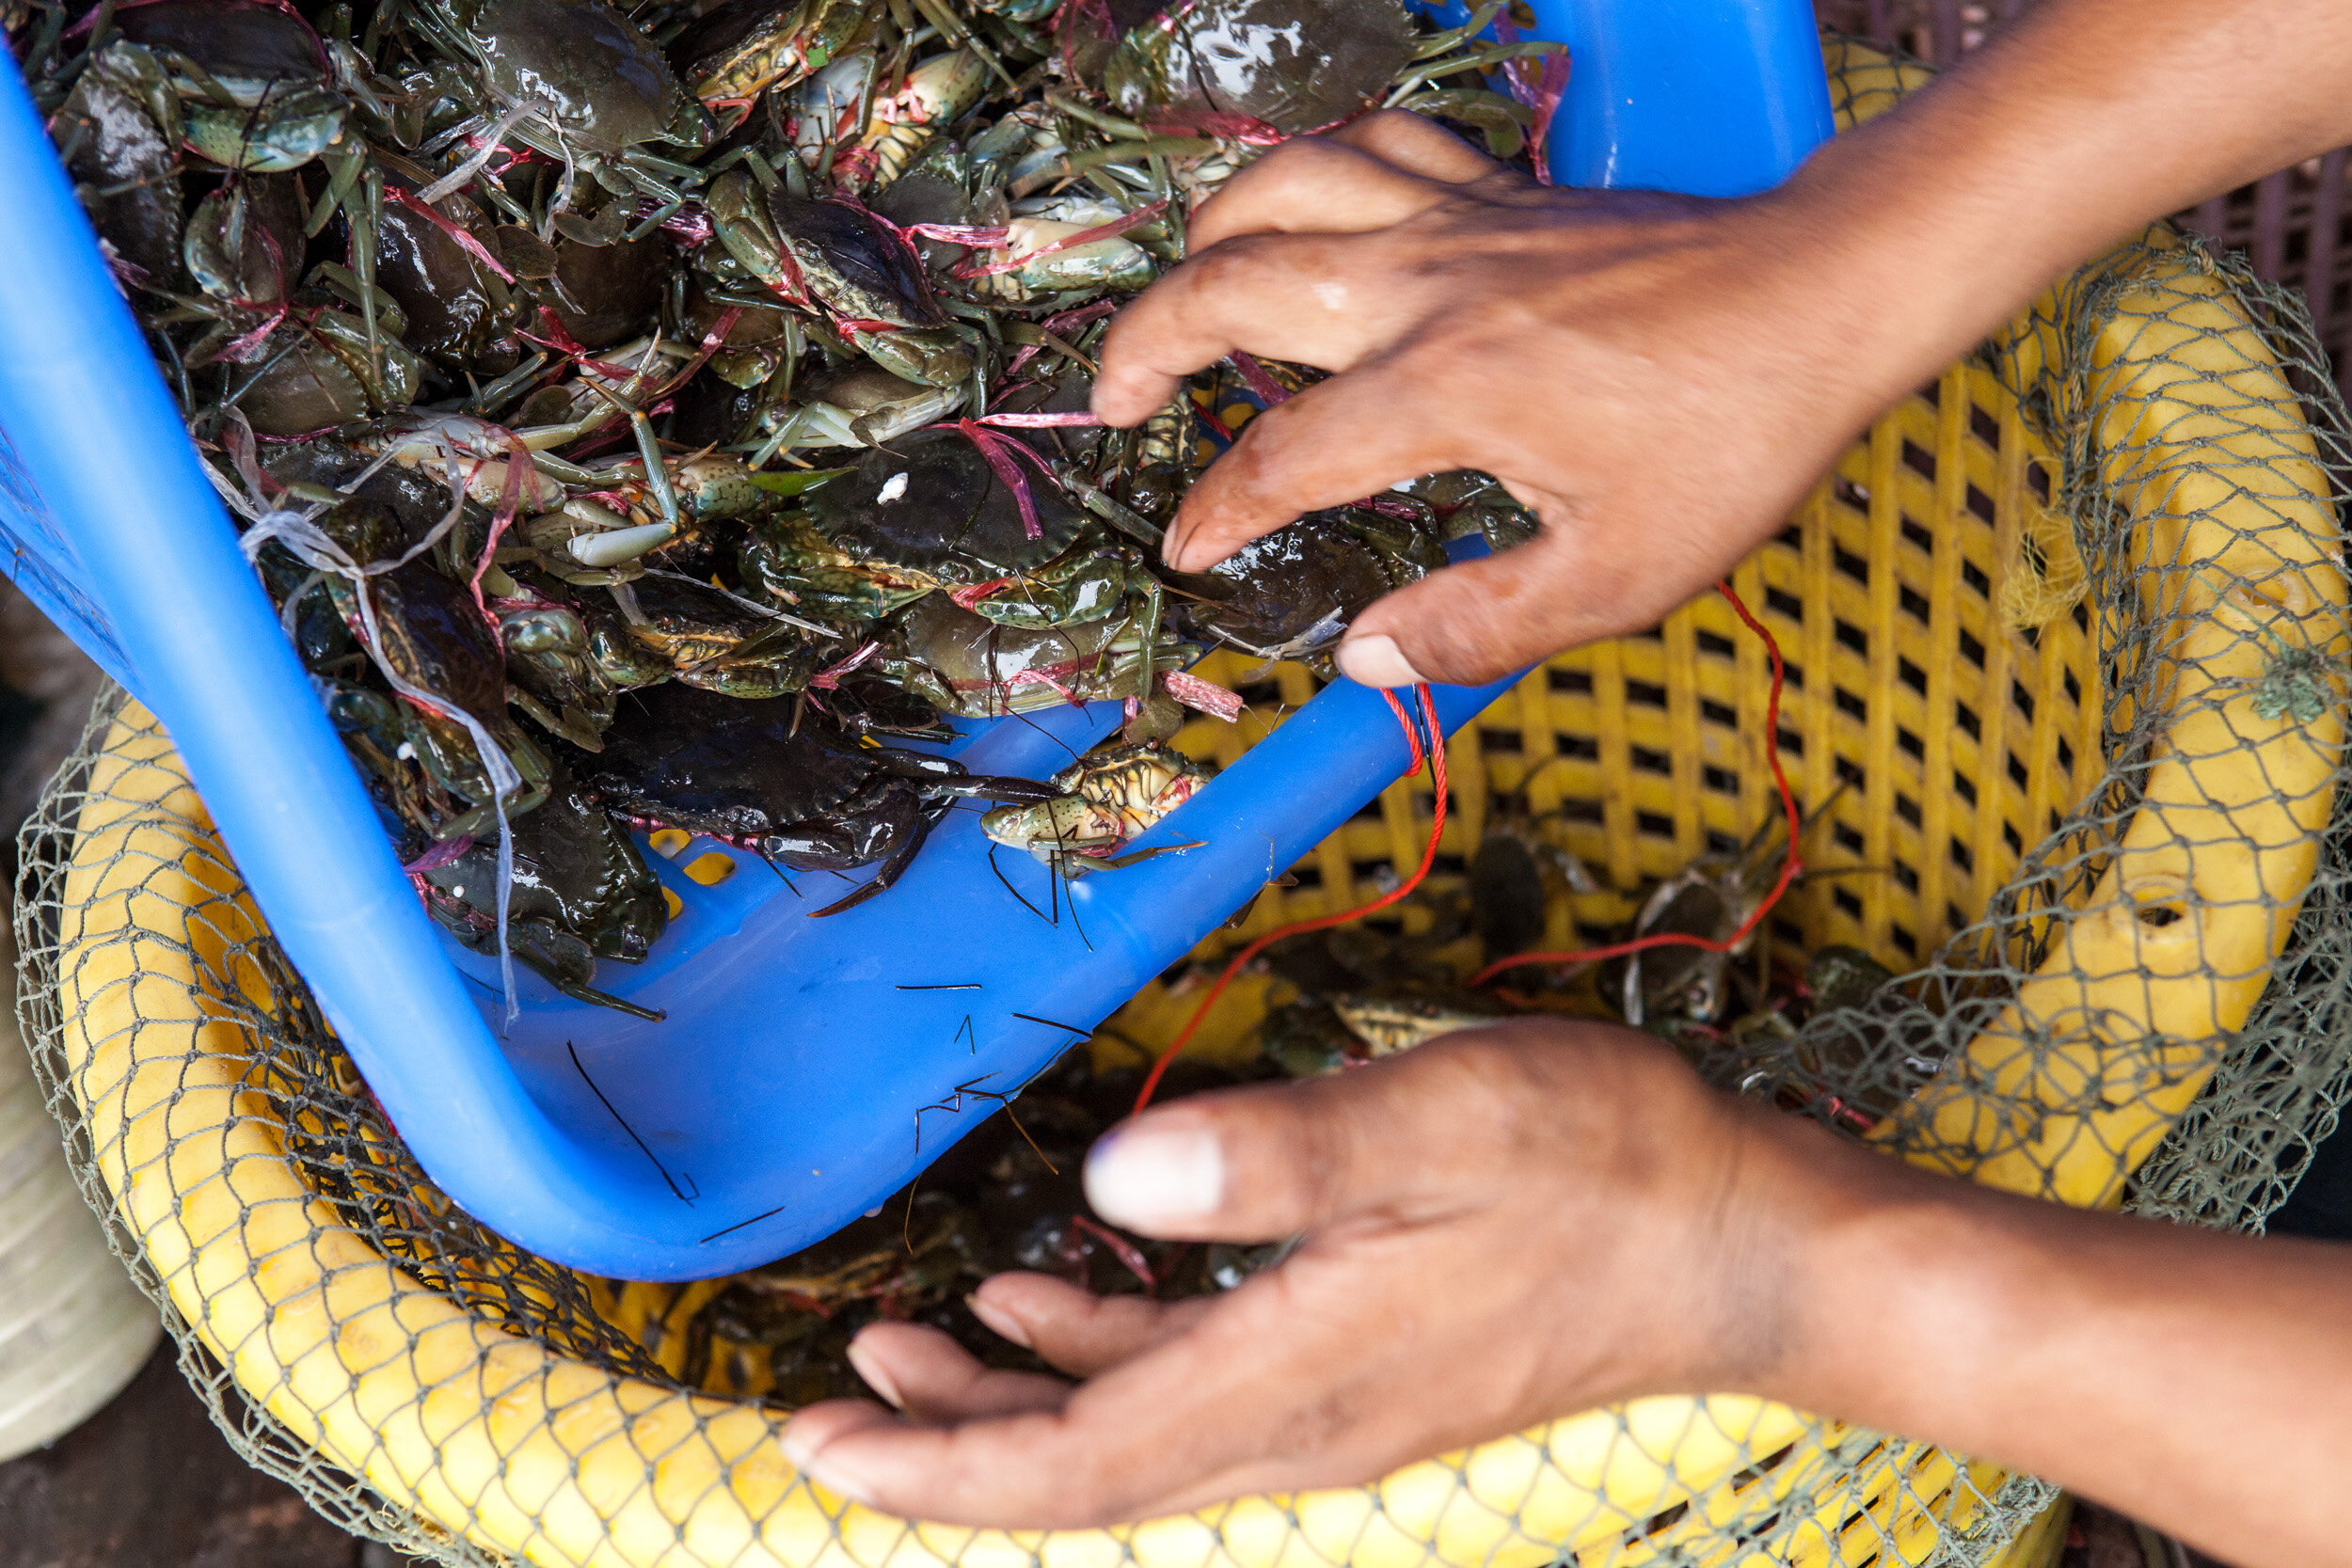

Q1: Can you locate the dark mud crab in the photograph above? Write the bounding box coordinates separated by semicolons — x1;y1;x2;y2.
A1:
705;173;974;386
416;760;670;1018
666;0;875;105
1095;0;1534;139
575;682;1060;915
791;424;1157;633
408;0;716;201
254;499;551;841
1158;501;1446;668
580;572;827;699
875;593;1190;718
98;0;352;171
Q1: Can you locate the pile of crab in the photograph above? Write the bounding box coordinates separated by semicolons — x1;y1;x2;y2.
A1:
17;0;1560;1015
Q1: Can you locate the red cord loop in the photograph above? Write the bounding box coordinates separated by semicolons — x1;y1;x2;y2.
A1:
1130;580;1796;1114
1470;580;1798;985
1133;683;1448;1114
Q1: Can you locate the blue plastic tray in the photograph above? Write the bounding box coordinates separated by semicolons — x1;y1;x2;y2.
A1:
0;0;1831;1280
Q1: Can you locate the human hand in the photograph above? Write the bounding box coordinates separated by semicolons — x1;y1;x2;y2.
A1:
777;1020;1841;1528
1090;110;1963;689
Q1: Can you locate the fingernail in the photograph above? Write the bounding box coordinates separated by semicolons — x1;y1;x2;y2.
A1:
806;1453;881;1508
1335;634;1422;689
846;1340;903;1409
966;1291;1032;1349
780;1432;882;1508
1085;1125;1223;1228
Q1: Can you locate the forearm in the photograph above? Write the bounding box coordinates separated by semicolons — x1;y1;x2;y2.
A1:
1770;0;2352;424
1753;1121;2352;1566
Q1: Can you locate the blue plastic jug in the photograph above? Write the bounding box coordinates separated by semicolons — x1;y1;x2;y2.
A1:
0;1;1831;1279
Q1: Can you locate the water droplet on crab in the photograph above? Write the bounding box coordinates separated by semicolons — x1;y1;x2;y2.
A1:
878;471;911;504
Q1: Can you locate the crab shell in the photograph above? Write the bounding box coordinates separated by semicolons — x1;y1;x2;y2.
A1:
111;2;352;169
667;0;876;104
55;65;185;285
1102;0;1417;136
459;0;716;154
808;425;1089;584
978;741;1206;864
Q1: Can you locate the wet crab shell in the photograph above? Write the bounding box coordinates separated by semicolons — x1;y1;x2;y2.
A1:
113;2;350;169
460;0;716;154
54;68;184;287
1161;506;1441;656
328;558;514;736
606;575;824;698
1102;0;1418;136
419;762;667;964
666;0;875;103
221;313;424;436
807;425;1089;583
374;191;522;368
880;594;1177;717
768;187;947;329
115;0;328;85
578;681;931;843
542;231;670;349
182;173;309;308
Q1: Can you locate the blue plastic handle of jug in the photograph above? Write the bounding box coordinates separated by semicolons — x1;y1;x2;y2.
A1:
1530;0;1834;196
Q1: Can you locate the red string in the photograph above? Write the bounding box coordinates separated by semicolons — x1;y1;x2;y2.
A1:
1126;583;1793;1113
1470;580;1800;987
1133;682;1450;1115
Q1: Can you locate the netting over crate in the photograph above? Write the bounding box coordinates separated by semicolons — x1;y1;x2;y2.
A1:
11;37;2351;1568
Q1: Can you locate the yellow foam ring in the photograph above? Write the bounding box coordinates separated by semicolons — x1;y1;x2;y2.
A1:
55;41;2331;1568
684;851;739;887
661;885;685;921
649;829;695;861
1219;404;1257;432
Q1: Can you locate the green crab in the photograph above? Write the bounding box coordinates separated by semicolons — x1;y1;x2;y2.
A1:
668;0;878;105
739;509;934;631
966;193;1161;307
417;759;669;1019
1410;468;1541;553
219;309;427;436
874;594;1190;718
705;171;976;387
259;500;551;844
1097;0;1546;139
978;740;1207;878
98;2;350;172
755;361;967;453
1160;502;1446;669
797;424;1156;634
48;53;184;287
408;0;716;202
498;596;618;750
581;574;826;699
328;556;554;840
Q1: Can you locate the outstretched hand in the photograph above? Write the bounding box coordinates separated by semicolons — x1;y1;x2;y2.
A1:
777;1022;1832;1528
1089;111;1911;690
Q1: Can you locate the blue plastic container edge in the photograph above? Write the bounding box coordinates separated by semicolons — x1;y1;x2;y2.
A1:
0;0;1836;1279
0;54;692;1262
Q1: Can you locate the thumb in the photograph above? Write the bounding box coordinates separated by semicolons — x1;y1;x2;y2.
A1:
1082;1069;1406;1243
1336;519;1685;688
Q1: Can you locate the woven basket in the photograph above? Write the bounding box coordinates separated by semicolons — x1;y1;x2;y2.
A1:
23;36;2347;1568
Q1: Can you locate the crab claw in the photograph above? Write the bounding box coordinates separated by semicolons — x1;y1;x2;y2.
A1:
566;520;677;567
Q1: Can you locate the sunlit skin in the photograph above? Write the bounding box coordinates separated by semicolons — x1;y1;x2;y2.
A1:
780;6;2352;1562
